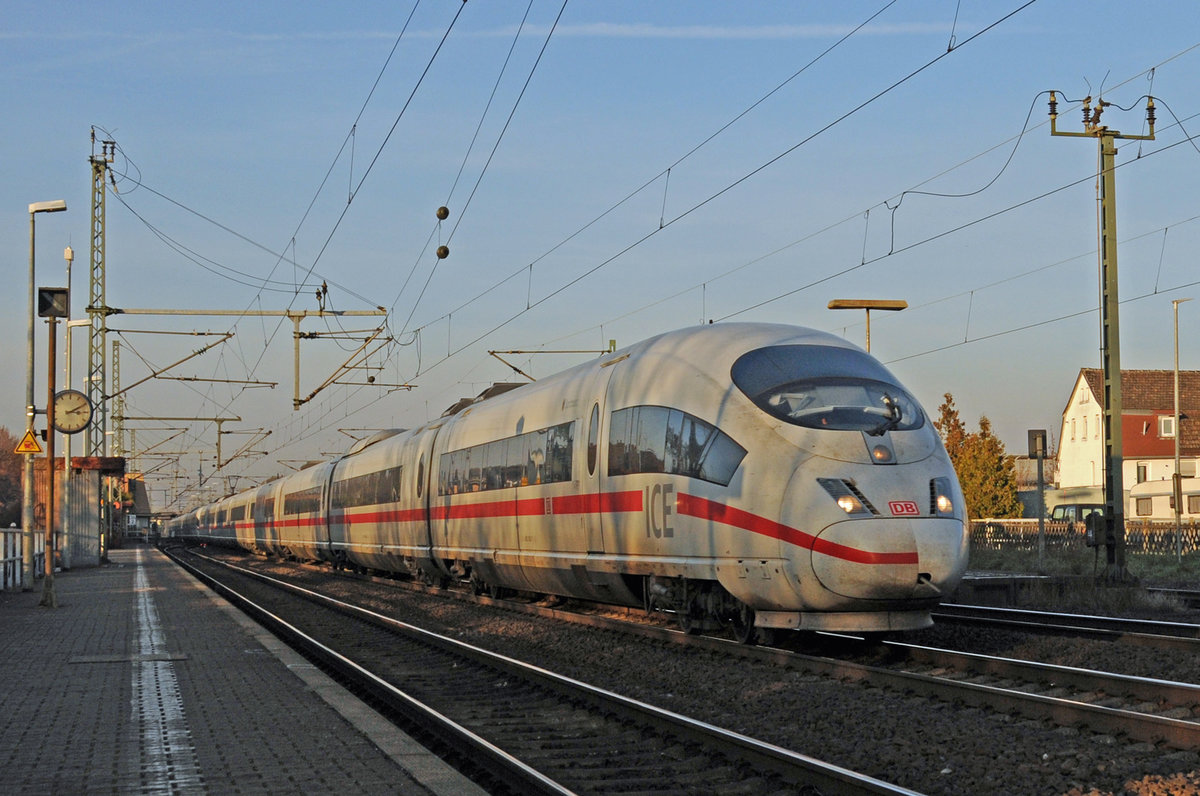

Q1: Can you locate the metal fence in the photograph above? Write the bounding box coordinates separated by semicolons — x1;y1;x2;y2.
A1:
1;528;47;591
969;518;1200;555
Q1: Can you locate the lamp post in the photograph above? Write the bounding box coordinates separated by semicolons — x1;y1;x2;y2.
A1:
62;246;74;570
827;299;907;353
1173;297;1192;562
23;200;67;590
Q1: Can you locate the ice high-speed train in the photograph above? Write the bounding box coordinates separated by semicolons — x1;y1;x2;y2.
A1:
169;322;968;639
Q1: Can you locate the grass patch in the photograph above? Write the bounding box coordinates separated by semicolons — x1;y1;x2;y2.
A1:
969;545;1199;583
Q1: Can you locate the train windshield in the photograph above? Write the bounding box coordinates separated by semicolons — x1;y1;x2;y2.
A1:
731;344;924;434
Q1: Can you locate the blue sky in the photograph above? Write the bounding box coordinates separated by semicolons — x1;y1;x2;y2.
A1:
5;1;1200;509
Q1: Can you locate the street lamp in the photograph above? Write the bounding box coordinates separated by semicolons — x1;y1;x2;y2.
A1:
1173;297;1192;562
62;246;74;570
827;299;907;353
23;199;67;590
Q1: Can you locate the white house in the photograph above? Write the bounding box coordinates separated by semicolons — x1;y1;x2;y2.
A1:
1057;368;1200;518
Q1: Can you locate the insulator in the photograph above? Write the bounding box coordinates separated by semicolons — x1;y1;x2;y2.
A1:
436;206;449;221
1146;99;1156;126
436;245;450;259
1048;92;1057;117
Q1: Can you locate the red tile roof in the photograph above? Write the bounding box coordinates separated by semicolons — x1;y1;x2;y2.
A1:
1079;369;1200;456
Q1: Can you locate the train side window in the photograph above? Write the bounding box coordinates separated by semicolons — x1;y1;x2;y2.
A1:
438;421;576;494
698;433;746;485
484;440;505;491
548;422;574;483
635;406;669;473
417;455;425;498
608;404;745;486
587;403;599;476
608;407;637;476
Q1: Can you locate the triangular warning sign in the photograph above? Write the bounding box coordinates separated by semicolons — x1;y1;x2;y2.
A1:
15;430;43;455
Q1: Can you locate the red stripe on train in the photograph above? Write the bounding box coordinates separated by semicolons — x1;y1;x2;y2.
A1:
227;489;916;566
676;493;919;566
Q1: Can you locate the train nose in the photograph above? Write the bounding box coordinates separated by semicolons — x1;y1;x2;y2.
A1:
807;513;967;602
810;518;931;600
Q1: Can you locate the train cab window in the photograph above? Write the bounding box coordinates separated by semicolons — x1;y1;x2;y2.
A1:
608;405;745;486
731;344;924;434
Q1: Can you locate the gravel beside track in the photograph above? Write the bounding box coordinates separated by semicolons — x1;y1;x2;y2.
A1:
207;554;1200;795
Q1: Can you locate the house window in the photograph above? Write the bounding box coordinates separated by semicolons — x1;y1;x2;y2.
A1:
1080;389;1090;404
1136;497;1154;516
1189;495;1200;515
1071;419;1076;440
1160;416;1176;438
1082;417;1087;439
1183;460;1197;478
1095;414;1100;438
1136;463;1148;484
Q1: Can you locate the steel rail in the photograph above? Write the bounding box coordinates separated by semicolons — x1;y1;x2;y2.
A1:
182;547;1200;752
168;550;572;796
934;603;1200;650
172;547;919;796
890;641;1200;709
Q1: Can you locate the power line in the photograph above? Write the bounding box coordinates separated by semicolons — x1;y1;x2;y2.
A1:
401;0;909;334
401;1;1039;352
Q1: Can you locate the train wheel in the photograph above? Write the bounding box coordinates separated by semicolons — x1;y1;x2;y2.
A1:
730;603;757;645
677;606;702;635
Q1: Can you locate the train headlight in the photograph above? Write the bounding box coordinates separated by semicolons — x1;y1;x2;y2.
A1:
931;477;957;517
819;478;876;516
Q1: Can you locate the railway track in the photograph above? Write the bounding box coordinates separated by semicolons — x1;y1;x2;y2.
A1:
1146;587;1200;610
180;546;1200;755
933;602;1200;650
166;545;916;795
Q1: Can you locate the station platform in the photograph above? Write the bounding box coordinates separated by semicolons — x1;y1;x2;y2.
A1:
0;545;485;795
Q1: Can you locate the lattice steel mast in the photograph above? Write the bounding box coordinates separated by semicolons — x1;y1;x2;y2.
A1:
87;134;115;456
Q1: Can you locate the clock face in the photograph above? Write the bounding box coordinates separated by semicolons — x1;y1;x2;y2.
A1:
52;390;92;434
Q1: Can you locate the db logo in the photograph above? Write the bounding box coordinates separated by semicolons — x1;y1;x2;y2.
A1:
889;500;920;516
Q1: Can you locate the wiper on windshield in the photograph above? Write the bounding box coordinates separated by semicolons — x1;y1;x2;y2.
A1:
868;393;902;436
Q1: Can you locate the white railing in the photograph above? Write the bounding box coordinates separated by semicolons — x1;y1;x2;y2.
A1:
1;528;46;591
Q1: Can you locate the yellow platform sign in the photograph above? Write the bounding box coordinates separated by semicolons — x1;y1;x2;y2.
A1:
15;430;42;455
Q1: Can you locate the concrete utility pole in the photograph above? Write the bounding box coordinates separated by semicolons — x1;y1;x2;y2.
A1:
1049;91;1155;581
1173;298;1192;562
